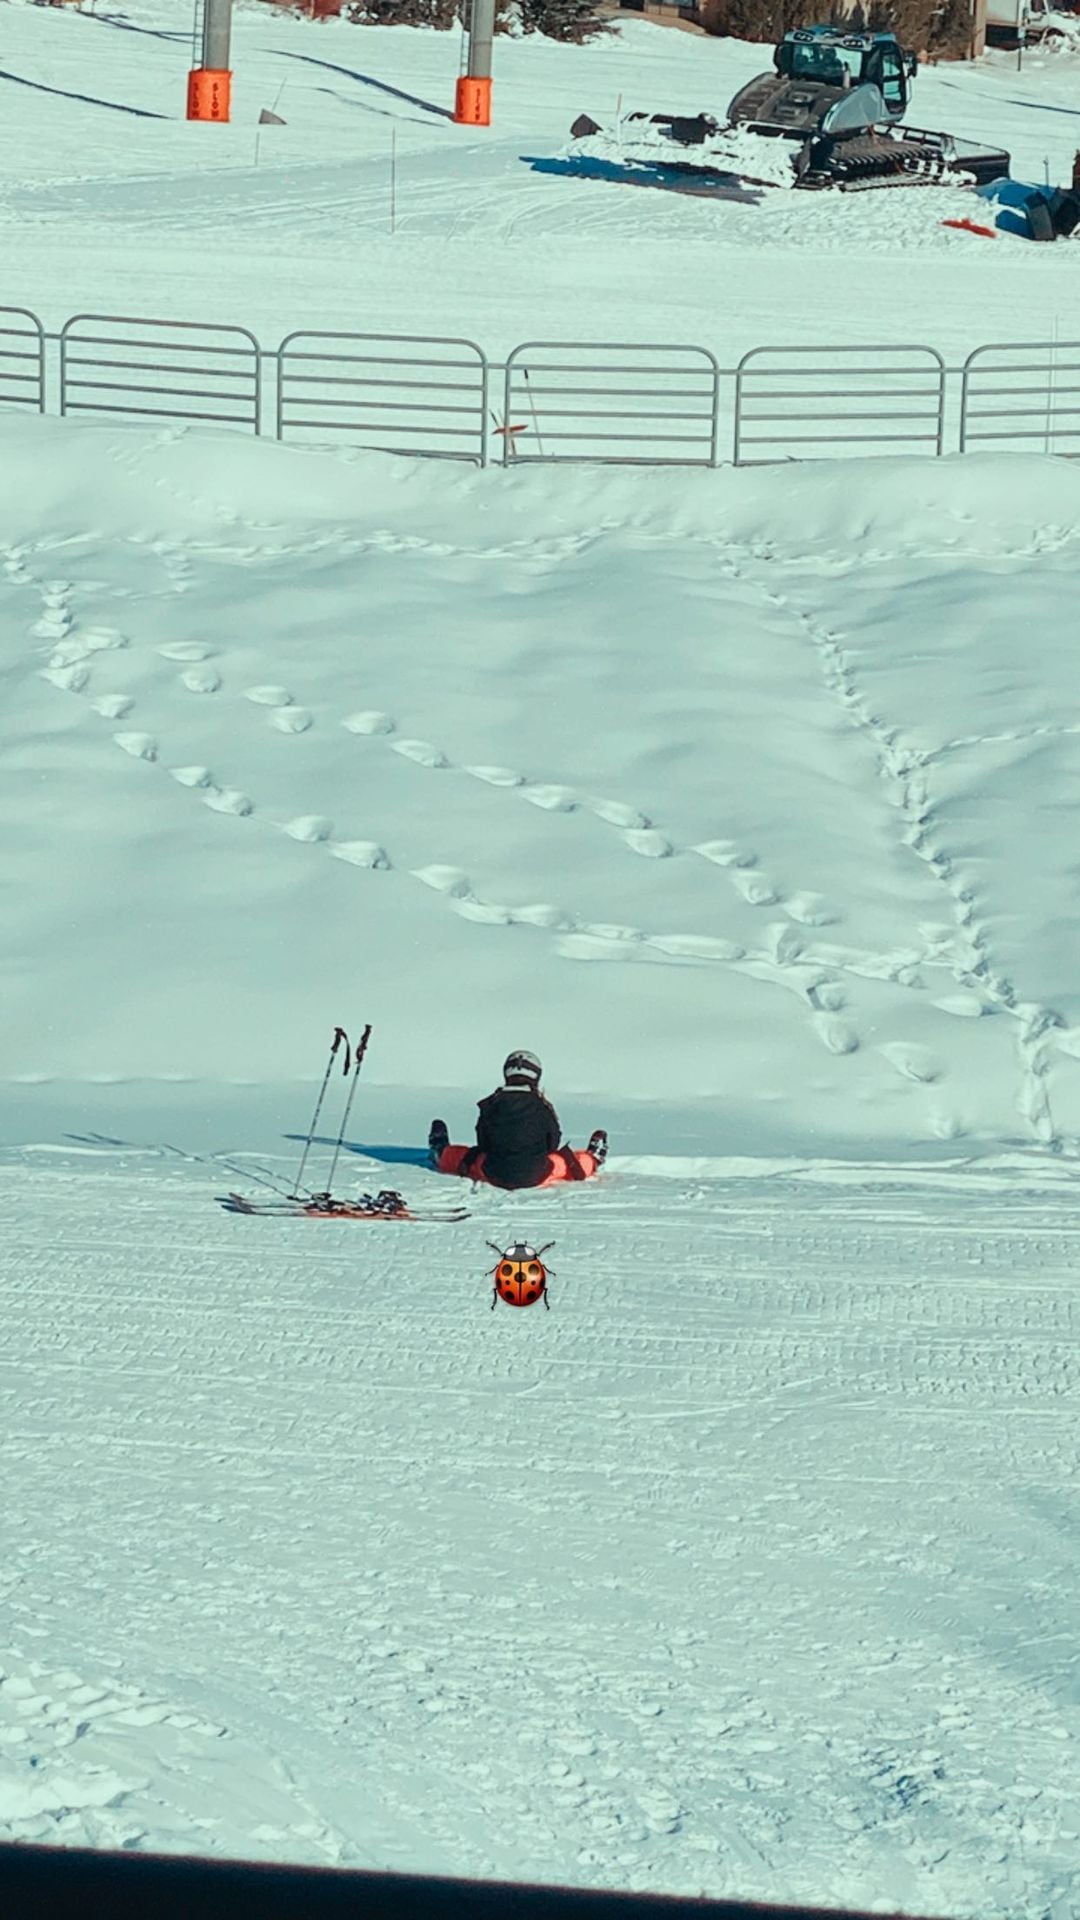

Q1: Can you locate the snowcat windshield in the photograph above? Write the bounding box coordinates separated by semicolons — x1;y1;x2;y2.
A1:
783;42;865;85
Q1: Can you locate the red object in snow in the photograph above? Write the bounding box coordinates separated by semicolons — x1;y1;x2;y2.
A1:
941;217;998;238
437;1143;602;1186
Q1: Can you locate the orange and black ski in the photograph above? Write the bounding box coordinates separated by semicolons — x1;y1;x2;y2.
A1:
220;1188;469;1223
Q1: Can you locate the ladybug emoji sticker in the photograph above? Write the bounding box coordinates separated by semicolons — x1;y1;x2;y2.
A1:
488;1241;554;1311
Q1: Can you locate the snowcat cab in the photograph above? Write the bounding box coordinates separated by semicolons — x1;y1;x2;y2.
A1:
774;29;918;89
729;27;918;140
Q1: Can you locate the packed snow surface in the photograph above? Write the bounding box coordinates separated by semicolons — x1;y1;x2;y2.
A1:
2;0;1080;355
4;4;1080;1915
3;1146;1080;1920
4;411;1080;1918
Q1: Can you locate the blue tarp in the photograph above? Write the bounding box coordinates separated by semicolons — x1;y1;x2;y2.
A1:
978;174;1059;237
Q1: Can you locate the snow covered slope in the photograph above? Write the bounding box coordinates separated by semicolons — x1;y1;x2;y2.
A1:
4;12;1080;1914
4;409;1080;1158
2;1147;1080;1920
1;0;1080;358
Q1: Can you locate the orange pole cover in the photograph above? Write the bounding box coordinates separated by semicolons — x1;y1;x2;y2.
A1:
187;68;232;122
453;75;492;126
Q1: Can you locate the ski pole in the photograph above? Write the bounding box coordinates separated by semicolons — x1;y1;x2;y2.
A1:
292;1026;351;1198
523;368;546;458
324;1023;372;1195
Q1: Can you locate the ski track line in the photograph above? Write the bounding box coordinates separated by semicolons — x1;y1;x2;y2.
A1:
17;562;934;1015
713;539;1075;1151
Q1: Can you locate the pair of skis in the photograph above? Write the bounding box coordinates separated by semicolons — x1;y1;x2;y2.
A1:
222;1024;469;1222
221;1189;470;1224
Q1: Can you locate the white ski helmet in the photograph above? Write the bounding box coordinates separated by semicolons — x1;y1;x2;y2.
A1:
503;1049;542;1089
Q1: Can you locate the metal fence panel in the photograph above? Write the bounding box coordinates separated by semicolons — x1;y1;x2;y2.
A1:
503;342;720;466
277;332;488;464
735;344;946;464
960;339;1080;456
27;306;1080;469
59;314;262;433
0;306;46;413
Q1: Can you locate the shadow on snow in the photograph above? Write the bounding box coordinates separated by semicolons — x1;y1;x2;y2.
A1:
523;153;764;202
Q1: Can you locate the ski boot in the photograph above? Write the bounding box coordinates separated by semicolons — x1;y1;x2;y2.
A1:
428;1118;450;1169
374;1189;407;1217
587;1129;608;1168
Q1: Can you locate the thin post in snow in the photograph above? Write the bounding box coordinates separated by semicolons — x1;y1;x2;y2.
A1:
390;129;397;235
523;368;545;457
1045;315;1059;456
255;81;286;169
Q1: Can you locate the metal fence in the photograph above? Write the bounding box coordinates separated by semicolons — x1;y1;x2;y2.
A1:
2;305;1077;469
504;341;719;465
959;338;1080;456
0;306;45;414
277;330;488;463
58;314;262;432
734;344;946;463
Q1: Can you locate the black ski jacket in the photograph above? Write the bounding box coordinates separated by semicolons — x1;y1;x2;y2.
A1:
474;1087;561;1189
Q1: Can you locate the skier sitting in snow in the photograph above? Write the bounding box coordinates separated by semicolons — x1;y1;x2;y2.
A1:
429;1051;605;1190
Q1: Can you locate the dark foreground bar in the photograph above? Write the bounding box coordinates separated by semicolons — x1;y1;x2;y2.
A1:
0;1843;944;1920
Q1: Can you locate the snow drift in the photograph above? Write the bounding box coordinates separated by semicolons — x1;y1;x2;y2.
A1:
4;410;1080;1159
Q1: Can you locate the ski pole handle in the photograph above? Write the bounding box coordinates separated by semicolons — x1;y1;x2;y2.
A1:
324;1023;373;1193
293;1023;353;1198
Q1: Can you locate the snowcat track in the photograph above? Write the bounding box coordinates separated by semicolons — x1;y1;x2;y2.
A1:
803;125;1009;191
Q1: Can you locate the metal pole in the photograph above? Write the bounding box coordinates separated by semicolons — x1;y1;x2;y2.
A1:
188;0;232;120
323;1024;372;1196
453;0;494;123
202;0;232;71
466;0;495;81
293;1026;350;1199
390;127;397;234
